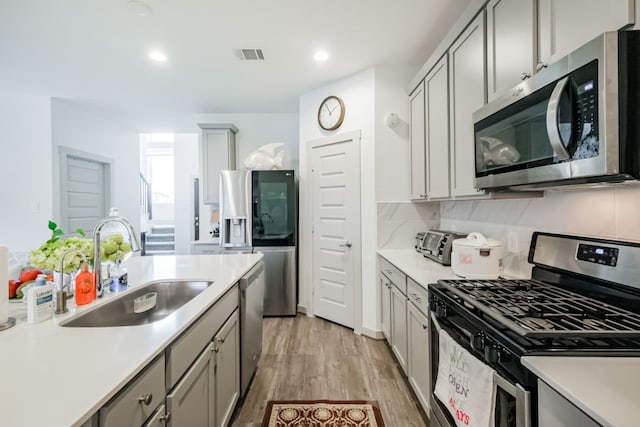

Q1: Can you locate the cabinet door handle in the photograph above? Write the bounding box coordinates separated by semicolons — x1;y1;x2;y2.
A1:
137;393;153;406
520;72;531;80
216;337;225;344
422;324;428;330
536;62;548;71
159;412;172;424
420;194;428;198
385;269;392;275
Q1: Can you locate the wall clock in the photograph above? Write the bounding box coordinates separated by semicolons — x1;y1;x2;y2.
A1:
317;95;345;131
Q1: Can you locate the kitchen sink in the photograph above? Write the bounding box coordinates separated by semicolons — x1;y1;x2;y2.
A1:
60;280;214;327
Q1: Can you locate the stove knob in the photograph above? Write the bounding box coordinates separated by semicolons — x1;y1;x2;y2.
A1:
484;345;499;363
435;304;447;318
470;334;484;351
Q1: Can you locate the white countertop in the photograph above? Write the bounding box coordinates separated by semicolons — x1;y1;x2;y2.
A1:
377;249;459;288
0;254;262;427
522;356;640;427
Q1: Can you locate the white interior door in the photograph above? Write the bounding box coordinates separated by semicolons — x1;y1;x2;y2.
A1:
311;132;360;329
60;148;111;234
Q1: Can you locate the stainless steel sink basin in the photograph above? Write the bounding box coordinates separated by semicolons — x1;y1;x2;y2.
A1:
60;280;214;327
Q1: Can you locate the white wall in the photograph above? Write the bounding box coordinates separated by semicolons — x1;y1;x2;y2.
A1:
299;66;417;334
299;68;376;332
440;186;640;277
173;134;199;254
51;99;140;234
0;93;53;251
374;66;416;202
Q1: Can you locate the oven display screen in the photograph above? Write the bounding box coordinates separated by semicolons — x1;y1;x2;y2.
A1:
577;244;618;267
578;80;594;95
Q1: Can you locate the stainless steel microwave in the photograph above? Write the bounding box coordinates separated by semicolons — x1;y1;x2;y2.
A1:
473;31;640;191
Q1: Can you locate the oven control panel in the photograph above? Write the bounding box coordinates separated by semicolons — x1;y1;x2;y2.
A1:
576;243;618;267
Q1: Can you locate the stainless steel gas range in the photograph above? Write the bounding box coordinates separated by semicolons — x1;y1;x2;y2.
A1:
428;232;640;427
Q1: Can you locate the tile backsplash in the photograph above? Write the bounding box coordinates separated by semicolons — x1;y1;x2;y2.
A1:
440;185;640;277
377;186;640;277
377;202;440;249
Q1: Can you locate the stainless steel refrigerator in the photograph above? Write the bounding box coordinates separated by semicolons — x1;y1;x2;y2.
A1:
219;169;297;316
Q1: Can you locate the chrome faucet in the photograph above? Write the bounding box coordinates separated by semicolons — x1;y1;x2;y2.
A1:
93;210;141;297
56;249;88;314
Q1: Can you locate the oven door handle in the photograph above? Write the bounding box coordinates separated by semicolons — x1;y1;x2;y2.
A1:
493;372;531;427
430;311;442;333
546;76;571;161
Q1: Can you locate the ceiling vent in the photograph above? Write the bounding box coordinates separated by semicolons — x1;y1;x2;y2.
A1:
236;49;265;61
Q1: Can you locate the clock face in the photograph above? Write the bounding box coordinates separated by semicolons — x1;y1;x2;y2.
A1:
318;96;345;131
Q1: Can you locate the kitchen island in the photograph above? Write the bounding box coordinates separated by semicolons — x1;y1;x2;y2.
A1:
0;253;262;427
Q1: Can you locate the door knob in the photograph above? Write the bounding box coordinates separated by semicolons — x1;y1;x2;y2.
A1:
339;241;352;248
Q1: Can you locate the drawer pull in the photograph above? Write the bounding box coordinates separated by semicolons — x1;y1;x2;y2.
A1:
422;324;428;330
385;269;392;275
216;337;225;344
159;412;172;424
410;292;422;301
138;393;153;406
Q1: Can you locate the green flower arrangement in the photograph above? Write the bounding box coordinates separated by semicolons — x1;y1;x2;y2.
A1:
28;221;94;273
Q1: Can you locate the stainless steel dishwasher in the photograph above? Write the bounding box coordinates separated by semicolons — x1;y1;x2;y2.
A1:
239;261;265;397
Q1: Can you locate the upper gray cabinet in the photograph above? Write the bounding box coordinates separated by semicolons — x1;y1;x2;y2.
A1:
425;55;450;199
449;12;487;198
538;0;635;65
199;124;238;205
487;0;536;101
409;82;426;200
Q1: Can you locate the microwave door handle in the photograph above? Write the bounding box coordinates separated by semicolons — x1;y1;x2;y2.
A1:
546;76;571;161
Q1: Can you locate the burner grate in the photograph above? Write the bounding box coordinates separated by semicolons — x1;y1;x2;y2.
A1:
438;279;640;338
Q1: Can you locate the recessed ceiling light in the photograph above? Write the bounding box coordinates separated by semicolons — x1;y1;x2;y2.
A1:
127;0;152;16
314;50;329;62
148;51;168;62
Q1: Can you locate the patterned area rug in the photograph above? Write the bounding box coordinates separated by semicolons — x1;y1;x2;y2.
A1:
262;400;385;427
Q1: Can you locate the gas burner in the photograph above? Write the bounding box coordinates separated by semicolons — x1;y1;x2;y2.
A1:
519;317;556;331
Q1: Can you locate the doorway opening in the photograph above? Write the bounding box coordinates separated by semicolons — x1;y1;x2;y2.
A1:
139;133;175;255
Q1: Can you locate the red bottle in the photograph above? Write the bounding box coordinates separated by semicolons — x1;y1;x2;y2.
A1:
75;262;95;306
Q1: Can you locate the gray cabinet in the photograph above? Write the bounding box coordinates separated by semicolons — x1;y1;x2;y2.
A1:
390;282;408;374
449;12;487;198
425;54;450;199
409;82;426;200
380;271;391;341
199;124;238;205
214;310;240;427
379;256;408;374
166;344;215;426
407;294;430;415
97;285;242;427
538;0;634;66
143;405;168;427
100;355;166;427
487;0;536;101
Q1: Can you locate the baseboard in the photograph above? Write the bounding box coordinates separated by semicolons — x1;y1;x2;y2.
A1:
296;304;308;315
361;326;385;340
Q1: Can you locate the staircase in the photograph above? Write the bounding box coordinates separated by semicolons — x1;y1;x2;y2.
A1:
144;225;175;256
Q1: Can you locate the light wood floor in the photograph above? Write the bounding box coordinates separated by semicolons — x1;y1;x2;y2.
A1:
231;315;428;426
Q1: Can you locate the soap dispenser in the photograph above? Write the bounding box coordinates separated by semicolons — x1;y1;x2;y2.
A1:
75;262;95;306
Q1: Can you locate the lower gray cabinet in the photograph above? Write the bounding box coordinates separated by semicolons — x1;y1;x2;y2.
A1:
214;310;240;427
390;283;408;374
100;355;166;427
407;301;430;414
167;343;215;426
380;273;391;341
143;405;169;427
